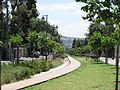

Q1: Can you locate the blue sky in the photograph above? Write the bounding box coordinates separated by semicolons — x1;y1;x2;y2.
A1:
36;0;90;38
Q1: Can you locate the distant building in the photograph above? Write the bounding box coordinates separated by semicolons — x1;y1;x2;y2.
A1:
60;36;74;49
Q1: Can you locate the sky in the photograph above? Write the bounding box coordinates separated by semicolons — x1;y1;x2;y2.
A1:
36;0;90;38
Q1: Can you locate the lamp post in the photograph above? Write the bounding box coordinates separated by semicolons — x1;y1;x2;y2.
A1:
42;15;48;22
41;15;48;61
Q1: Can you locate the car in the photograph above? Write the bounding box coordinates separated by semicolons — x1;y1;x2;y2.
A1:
33;51;41;58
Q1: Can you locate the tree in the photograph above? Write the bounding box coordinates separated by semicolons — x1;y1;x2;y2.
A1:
101;31;118;64
10;0;38;43
10;34;23;64
72;39;76;48
87;22;105;37
48;40;64;59
29;18;60;42
88;32;102;63
27;31;40;59
27;31;61;61
75;0;120;89
87;22;116;64
72;38;84;48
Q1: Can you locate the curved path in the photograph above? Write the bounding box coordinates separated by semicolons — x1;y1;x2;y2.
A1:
2;56;81;90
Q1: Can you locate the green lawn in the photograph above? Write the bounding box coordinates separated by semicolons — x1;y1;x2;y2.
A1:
24;56;120;90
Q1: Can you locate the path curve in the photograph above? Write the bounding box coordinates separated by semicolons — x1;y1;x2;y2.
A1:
2;56;81;90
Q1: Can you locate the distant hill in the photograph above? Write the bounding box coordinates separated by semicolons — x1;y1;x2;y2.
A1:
60;36;84;49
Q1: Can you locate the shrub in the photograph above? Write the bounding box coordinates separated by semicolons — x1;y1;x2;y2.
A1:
1;73;15;84
1;59;63;85
14;67;31;81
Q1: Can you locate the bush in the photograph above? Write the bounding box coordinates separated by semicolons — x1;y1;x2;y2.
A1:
1;65;30;84
1;59;63;85
1;73;15;84
14;67;31;81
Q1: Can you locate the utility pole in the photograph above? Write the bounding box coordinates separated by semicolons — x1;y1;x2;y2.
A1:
42;15;48;61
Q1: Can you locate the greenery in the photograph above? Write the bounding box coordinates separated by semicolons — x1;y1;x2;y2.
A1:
1;0;63;60
75;0;120;89
1;58;63;85
24;56;120;90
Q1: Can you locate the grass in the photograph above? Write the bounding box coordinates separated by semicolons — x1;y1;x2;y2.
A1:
24;56;120;90
1;58;63;85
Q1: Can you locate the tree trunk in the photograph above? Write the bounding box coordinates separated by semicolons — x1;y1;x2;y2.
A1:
45;47;47;61
105;47;108;65
0;49;1;90
96;50;99;64
16;45;19;64
0;47;3;90
0;47;3;60
115;36;120;90
53;52;55;60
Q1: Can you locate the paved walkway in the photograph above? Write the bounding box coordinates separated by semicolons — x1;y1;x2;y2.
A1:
100;57;120;66
2;56;81;90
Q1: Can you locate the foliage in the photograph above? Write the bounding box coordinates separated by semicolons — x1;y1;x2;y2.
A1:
76;0;120;23
1;59;63;85
82;44;92;53
72;38;84;48
72;39;76;48
1;0;62;61
101;34;117;48
9;0;39;45
1;64;31;84
29;18;60;42
88;32;102;51
10;34;23;46
27;31;39;43
67;47;82;55
50;41;64;53
87;22;105;37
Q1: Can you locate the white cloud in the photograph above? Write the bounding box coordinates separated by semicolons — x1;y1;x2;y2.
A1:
74;10;87;16
36;1;90;38
36;2;81;11
58;22;90;38
49;19;62;25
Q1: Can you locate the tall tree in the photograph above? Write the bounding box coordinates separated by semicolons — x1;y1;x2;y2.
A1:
10;0;38;43
10;34;23;64
87;22;115;64
72;39;76;48
75;0;120;89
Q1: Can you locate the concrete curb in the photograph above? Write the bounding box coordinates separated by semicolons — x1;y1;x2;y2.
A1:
2;56;81;90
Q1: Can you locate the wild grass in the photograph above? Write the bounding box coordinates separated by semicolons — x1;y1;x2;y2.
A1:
1;58;63;85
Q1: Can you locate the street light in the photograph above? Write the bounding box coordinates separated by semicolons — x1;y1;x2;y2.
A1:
41;15;48;61
42;15;48;22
